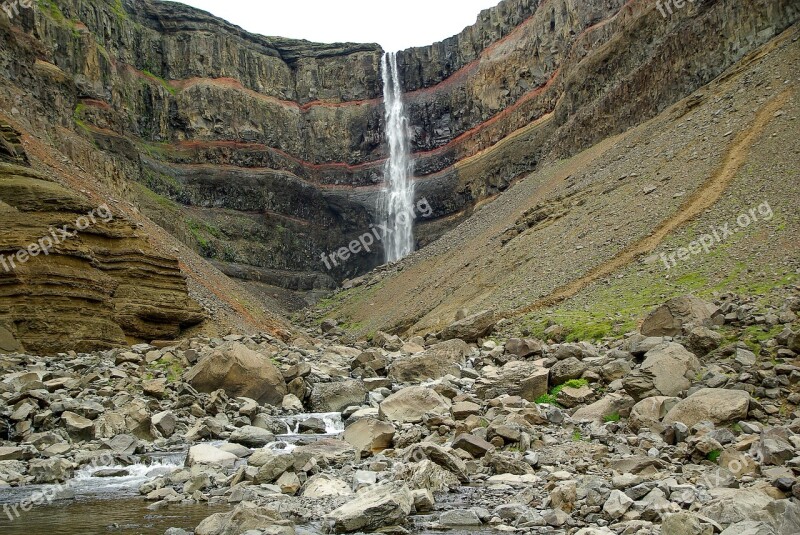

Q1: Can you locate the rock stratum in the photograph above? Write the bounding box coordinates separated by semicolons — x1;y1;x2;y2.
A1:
2;0;797;307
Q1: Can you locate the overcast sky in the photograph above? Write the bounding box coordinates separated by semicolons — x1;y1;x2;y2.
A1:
175;0;503;52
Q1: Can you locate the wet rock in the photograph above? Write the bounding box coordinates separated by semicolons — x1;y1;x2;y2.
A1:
439;509;482;526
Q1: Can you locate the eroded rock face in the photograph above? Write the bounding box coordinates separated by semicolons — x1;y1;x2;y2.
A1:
3;0;794;291
0;151;204;355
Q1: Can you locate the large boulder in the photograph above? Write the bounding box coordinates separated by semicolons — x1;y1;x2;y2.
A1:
475;361;549;401
196;504;295;535
379;386;451;424
185;343;286;406
388;339;469;382
629;396;680;432
663;389;751;428
572;393;635;423
343;418;395;456
440;310;496;342
505;338;545;358
229;426;275;448
640;295;720;336
309;379;367;412
325;482;413;533
185;444;237;468
623;343;701;402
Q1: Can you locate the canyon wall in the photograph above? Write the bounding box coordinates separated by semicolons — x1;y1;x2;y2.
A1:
1;0;798;310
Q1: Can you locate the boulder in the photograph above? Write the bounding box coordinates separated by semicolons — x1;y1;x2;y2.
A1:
379;386;450;424
629;396;680;432
151;410;176;438
549;357;588;385
303;475;353;498
343;418;395;455
388;339;469;382
309;380;366;413
641;295;720;336
61;411;94;441
572;393;635;423
505;338;545;358
452;433;494;458
195;504;295;535
440;310;496;342
623;343;701;401
664;389;751;428
254;451;295;484
395;459;460;492
185;343;286;406
475;361;549;402
325;482;413;533
185;444;237;468
229;426;275;448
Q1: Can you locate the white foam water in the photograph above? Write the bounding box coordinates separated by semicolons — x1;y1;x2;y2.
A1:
379;51;416;263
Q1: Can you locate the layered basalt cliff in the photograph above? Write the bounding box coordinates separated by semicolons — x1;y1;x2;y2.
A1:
0;126;204;354
1;0;798;294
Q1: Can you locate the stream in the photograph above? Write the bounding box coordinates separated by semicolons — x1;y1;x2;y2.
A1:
0;413;344;534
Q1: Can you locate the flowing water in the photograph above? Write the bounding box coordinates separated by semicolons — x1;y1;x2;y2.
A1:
379;51;416;263
0;413;345;534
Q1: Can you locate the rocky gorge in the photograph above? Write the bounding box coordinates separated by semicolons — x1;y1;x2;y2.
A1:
1;291;800;534
0;0;799;533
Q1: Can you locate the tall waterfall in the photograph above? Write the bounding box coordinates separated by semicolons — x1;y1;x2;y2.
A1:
379;52;415;263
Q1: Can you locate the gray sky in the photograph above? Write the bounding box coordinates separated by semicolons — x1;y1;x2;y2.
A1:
175;0;503;51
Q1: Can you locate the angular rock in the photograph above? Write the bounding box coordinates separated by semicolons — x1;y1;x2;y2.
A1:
185;343;287;405
475;361;549;402
325;483;412;533
309;379;366;413
664;389;751;428
641;295;720;336
379;386;450;424
185;444;237;468
388;339;469;382
623;342;701;401
195;504;295;535
452;433;494;458
230;425;275;448
440;310;496;342
343;417;395;455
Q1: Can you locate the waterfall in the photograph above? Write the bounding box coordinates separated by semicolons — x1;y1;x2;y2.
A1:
379;52;415;263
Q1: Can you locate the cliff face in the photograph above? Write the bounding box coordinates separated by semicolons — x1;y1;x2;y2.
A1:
0;1;798;316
